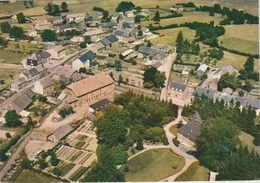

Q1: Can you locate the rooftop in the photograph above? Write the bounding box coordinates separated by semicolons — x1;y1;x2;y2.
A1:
78;50;96;63
89;98;114;112
38;77;54;88
51;124;73;140
53;66;77;78
170;81;187;91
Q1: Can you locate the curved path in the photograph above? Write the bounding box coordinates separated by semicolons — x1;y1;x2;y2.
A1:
161;107;198;182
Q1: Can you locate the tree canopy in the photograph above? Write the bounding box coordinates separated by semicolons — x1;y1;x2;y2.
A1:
116;1;135;12
9;26;24;39
5;110;22;127
41;29;56;42
153;11;160;23
17;12;26;24
143;66;166;89
61;1;69;12
217;73;239;91
44;3;60;16
0;22;11;33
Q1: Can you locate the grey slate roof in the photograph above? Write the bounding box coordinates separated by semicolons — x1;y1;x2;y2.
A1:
114;30;124;36
150;51;167;61
138;46;157;55
246;98;260;109
106;34;118;43
85;15;93;21
52;124;73;140
170;81;187;91
89;98;114;112
152;62;162;69
38;51;51;58
10;93;33;113
58;24;73;31
192;86;218;99
101;22;118;28
178;111;203;143
23;89;36;99
100;37;111;46
78;50;96;63
23;68;39;79
39;78;54;88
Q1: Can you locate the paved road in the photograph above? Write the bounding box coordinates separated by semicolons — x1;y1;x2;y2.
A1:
0;131;32;181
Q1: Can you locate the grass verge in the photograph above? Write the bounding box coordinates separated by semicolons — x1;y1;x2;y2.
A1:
15;169;59;183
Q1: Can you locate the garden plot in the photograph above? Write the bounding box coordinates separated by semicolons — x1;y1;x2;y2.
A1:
77;121;93;133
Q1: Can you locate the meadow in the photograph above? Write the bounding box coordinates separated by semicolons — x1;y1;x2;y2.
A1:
15;170;59;183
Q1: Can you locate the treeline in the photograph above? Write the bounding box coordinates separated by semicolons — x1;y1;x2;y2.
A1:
83;92;178;181
176;2;196;7
196;4;258;24
161;12;183;19
217;45;259;58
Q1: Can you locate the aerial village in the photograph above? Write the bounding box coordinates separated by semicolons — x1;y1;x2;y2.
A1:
0;0;259;182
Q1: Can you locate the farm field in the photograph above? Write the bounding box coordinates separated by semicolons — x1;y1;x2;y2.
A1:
151;27;196;46
175;161;210;181
0;50;25;64
141;12;225;27
15;170;59;183
219;24;259;55
122;148;185;182
4;41;45;54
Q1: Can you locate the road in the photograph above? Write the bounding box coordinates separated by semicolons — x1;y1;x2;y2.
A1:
160;51;177;101
0;131;32;181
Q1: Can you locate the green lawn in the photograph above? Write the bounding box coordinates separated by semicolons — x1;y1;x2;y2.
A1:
239;131;260;154
0;68;22;90
122;148;185;182
15;170;59;183
175;161;210;181
69;166;89;181
169;124;178;136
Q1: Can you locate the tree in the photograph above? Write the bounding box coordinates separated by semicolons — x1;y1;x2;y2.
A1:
244;55;254;73
115;60;122;71
116;1;135;13
209;9;215;16
41;29;56;42
242;81;253;92
50;153;59;166
0;22;11;33
135;15;141;23
23;1;28;8
84;36;91;44
95;105;129;147
44;3;60;16
108;144;128;165
217;73;239;91
176;31;184;54
135;137;144;150
5;110;22;128
109;72;114;80
153;11;160;23
17;12;26;24
61;2;69;12
79;67;87;74
79;41;87;48
196;117;240;171
21;158;33;169
28;1;34;7
0;150;8;161
9;26;24;39
118;74;123;86
5;132;11;138
143;66;166;88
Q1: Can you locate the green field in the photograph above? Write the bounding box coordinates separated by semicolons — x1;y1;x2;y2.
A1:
0;68;22;90
141;12;225;27
15;170;59;183
238;131;260;153
122;148;185;182
0;50;26;64
4;41;44;54
219;24;259;55
175;161;210;181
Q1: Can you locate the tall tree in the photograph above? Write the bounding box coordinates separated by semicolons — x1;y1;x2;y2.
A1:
9;26;24;39
196;117;240;171
5;110;22;127
28;1;34;7
244;55;254;73
116;1;135;13
17;12;26;24
176;31;184;54
61;2;69;12
153;11;160;23
0;22;11;33
41;29;56;42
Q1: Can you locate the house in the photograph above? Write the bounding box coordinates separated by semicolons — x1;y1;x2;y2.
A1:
149;51;167;64
168;81;189;100
89;98;114;112
91;42;105;53
7;90;35;115
182;68;190;78
246;98;260;116
70;36;84;43
27;52;51;66
152;62;163;72
177;111;203;151
47;124;73;143
10;78;27;92
120;49;134;60
35;64;49;78
97;34;118;50
28;28;37;37
20;68;39;84
63;72;114;107
101;22;118;29
46;16;63;25
47;45;66;59
33;20;52;31
213;65;237;81
34;77;54;96
140;9;150;17
170;5;184;12
72;50;96;70
192;86;219;99
125;11;135;18
138;46;167;64
197;64;208;76
83;28;104;42
66;13;86;23
54;24;75;33
53;66;80;82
